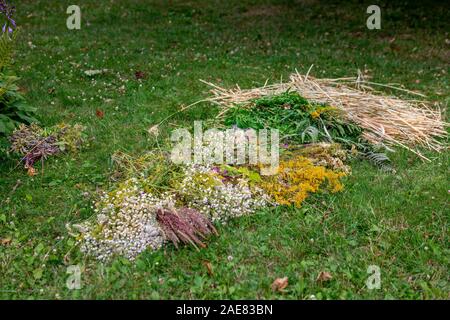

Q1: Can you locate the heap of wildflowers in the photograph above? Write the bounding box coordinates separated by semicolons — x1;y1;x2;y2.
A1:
73;163;273;261
72;150;347;262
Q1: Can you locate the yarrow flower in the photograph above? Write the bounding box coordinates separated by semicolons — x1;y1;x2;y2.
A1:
75;179;172;261
177;164;270;222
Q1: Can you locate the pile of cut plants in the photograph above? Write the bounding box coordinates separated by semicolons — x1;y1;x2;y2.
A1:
8;123;87;175
204;71;447;160
70;71;448;263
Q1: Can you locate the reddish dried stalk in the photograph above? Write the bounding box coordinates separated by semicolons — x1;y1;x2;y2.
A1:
156;208;218;250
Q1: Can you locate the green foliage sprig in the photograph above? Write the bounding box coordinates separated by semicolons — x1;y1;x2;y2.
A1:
224;91;363;145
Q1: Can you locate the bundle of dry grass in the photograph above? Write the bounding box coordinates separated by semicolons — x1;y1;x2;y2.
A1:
202;70;447;161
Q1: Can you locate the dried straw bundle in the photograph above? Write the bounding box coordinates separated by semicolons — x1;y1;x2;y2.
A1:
202;71;447;161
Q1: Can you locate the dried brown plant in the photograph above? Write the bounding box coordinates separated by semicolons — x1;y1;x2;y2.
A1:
156;207;218;250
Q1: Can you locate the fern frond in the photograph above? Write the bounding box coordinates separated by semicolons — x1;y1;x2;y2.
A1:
301;125;319;143
364;151;396;173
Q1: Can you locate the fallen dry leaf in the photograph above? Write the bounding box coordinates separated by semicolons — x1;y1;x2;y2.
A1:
203;261;213;276
147;125;159;136
1;238;12;246
271;277;288;292
96;109;105;119
135;70;146;80
27;167;37;177
63;253;71;265
316;271;333;282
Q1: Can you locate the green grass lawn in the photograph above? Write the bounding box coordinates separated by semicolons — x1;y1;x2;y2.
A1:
0;0;448;299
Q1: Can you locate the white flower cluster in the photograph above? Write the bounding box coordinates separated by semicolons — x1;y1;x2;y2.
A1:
78;179;175;261
178;165;269;222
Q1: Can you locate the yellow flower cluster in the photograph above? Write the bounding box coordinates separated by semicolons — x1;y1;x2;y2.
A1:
261;156;346;207
310;105;336;119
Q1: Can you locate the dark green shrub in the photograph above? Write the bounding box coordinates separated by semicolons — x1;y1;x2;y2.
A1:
0;73;37;135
